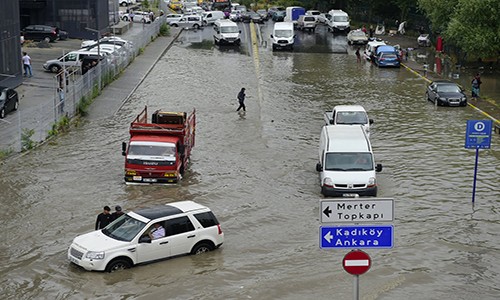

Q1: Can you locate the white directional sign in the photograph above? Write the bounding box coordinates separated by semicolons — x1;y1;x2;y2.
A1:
320;198;394;223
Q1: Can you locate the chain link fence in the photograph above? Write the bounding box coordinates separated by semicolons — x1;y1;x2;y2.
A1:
0;17;167;155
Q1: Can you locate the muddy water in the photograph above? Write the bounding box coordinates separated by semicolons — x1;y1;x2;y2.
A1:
0;26;499;300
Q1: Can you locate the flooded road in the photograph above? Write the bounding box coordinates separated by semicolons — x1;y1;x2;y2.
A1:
1;23;499;299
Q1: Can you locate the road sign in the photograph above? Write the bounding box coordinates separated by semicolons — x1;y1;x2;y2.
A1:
320;198;394;223
465;120;493;149
343;250;371;275
320;225;394;249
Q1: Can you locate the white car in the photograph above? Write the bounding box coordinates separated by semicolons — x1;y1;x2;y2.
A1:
121;11;152;23
68;201;224;272
169;15;203;29
347;29;368;45
165;13;183;24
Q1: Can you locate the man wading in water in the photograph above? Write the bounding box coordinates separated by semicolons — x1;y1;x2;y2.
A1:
236;87;246;112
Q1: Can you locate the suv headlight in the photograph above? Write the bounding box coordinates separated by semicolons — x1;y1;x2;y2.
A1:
86;251;105;260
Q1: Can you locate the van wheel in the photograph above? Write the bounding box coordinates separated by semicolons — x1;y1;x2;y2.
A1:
50;65;60;73
191;242;213;255
203;21;208;26
105;258;131;272
193;24;200;29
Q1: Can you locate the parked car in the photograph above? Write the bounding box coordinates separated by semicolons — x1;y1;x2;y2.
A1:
256;9;268;21
417;34;431;47
67;201;224;272
119;0;136;6
297;15;317;32
121;11;152;23
0;87;19;119
168;0;182;10
21;25;68;42
267;6;285;19
250;11;264;24
426;80;468;107
271;10;286;22
240;11;252;23
165;13;183;24
306;10;321;22
347;29;368;45
229;10;242;22
169;15;203;29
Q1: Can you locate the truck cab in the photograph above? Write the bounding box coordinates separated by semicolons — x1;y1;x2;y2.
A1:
323;105;373;138
122;106;196;184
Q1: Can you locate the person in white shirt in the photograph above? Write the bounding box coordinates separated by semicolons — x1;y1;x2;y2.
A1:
22;52;33;77
148;223;165;240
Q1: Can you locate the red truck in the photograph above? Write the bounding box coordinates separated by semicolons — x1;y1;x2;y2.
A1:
121;106;196;184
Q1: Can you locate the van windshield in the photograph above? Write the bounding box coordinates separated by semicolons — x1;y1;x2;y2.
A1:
102;215;146;242
221;26;239;33
333;16;348;22
325;153;373;171
336;112;368;124
275;29;293;38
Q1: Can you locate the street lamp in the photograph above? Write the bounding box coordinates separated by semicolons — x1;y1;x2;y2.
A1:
85;27;101;58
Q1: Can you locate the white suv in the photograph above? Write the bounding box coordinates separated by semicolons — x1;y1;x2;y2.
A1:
67;201;224;272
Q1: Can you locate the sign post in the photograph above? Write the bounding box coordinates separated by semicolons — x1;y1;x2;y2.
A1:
464;120;493;203
343;250;371;300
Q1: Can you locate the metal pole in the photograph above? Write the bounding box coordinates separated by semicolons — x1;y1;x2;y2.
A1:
353;275;359;300
472;147;479;203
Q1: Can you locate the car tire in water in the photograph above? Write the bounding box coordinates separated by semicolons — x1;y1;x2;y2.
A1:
191;242;213;255
106;258;131;272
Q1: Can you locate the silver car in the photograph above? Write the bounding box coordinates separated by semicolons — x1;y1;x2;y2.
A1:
347;29;368;45
169;15;203;29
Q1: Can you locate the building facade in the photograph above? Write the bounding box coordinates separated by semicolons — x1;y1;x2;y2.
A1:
0;1;22;87
19;0;110;40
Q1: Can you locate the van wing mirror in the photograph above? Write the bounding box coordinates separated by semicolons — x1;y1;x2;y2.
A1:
316;163;322;172
369;118;374;124
270;34;273;38
376;163;383;172
122;142;127;156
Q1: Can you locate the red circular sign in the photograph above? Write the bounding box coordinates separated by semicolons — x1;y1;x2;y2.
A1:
343;250;371;275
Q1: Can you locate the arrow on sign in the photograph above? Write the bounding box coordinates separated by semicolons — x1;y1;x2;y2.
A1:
324;231;333;243
323;206;332;218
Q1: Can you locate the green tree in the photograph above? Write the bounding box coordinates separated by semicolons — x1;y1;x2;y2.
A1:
417;0;457;32
445;0;500;58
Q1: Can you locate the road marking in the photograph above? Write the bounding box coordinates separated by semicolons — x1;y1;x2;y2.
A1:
249;23;264;112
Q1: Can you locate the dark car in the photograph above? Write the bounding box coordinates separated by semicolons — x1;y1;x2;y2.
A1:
0;87;19;119
250;11;264;23
268;6;285;18
272;11;286;22
22;25;68;42
256;9;268;21
240;11;252;23
426;80;467;107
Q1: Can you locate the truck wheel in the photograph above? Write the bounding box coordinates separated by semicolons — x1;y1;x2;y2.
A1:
106;258;131;272
191;242;213;255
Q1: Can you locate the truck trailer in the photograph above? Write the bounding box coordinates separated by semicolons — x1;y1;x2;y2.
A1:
122;106;196;184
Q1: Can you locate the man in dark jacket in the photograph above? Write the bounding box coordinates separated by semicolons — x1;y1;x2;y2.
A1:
111;205;125;221
236;87;246;112
95;206;112;230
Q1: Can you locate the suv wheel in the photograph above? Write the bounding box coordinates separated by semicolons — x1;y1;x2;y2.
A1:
14;100;19;111
106;258;131;272
0;108;5;119
50;65;60;73
191;242;213;254
193;24;200;29
172;23;178;27
44;37;51;43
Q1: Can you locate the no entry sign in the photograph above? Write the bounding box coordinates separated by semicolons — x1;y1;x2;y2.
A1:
343;250;371;275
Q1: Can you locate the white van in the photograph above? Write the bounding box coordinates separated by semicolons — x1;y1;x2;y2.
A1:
316;126;382;197
43;50;105;73
323;105;374;138
326;9;350;33
213;19;241;45
270;22;295;51
202;11;225;25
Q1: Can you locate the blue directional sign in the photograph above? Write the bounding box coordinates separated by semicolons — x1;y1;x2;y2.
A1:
465;120;493;149
320;225;394;249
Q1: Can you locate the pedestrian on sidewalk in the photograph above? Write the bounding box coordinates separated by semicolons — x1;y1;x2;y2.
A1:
22;52;33;77
471;73;482;100
355;48;361;63
236;87;246;112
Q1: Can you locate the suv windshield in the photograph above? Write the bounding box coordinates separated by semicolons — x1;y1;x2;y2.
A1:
336;112;368;124
102;214;146;242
